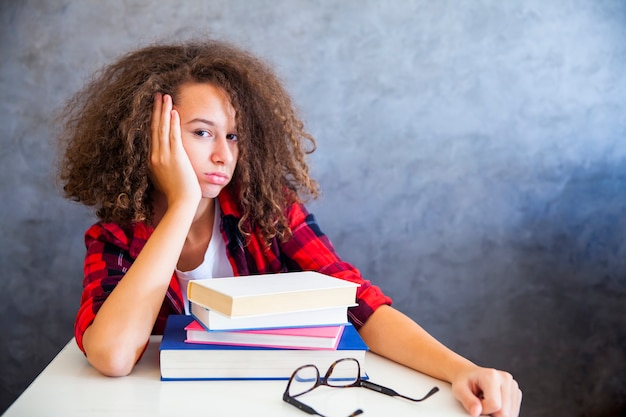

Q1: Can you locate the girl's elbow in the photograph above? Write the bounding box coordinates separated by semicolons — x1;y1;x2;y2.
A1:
86;346;137;377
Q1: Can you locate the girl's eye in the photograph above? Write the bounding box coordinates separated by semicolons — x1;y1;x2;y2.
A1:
226;133;239;142
195;129;212;138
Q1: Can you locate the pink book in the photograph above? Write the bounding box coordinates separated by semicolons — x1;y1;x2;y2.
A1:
184;320;346;350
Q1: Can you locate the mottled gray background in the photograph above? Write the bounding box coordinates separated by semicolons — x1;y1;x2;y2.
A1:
1;0;625;416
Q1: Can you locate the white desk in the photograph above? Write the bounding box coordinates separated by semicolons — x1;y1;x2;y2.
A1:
3;336;470;417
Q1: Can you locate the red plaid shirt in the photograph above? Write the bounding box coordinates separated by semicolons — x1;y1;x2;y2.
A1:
75;186;392;352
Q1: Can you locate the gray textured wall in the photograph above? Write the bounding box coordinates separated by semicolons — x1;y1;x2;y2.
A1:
1;1;625;416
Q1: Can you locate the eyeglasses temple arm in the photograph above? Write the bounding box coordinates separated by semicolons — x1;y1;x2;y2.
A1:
360;381;440;402
360;380;400;396
282;392;326;416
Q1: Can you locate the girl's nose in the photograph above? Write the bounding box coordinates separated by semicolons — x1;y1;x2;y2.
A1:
211;136;235;165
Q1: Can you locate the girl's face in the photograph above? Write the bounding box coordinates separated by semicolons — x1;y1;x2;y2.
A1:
174;82;239;199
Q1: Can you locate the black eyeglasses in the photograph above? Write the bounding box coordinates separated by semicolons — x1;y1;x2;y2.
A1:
283;357;439;417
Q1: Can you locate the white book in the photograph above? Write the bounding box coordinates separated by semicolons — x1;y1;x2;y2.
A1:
187;271;360;317
190;301;353;331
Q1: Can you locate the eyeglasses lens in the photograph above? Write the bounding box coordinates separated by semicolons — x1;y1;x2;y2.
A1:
289;365;320;397
326;359;359;387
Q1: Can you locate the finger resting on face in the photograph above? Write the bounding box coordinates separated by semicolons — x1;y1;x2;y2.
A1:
151;93;163;155
169;109;182;150
159;95;172;148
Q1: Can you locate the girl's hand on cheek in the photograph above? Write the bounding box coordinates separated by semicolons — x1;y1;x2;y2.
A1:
149;93;201;207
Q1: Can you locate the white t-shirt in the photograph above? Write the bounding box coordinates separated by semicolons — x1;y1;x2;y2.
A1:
175;201;234;314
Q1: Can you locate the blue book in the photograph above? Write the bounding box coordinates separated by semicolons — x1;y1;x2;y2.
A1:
160;315;368;381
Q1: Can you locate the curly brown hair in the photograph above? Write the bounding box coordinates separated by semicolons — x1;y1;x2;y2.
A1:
57;39;319;242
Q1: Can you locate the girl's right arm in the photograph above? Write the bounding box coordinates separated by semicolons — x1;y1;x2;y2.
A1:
80;94;200;376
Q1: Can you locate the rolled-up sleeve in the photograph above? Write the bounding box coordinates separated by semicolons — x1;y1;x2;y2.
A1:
75;223;137;352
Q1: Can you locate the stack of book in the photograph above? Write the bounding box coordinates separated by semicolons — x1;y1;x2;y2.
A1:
159;271;369;381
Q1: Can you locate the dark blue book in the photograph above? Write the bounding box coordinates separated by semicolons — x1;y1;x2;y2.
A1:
160;315;368;381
